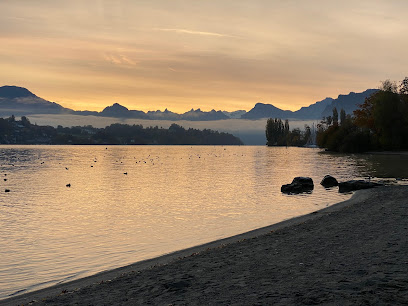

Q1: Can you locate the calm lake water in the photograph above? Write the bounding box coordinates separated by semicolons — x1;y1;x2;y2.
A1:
0;145;407;299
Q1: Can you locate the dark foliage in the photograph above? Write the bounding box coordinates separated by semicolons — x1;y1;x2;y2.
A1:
316;115;372;153
0;117;243;145
354;90;408;150
265;118;309;147
317;78;408;152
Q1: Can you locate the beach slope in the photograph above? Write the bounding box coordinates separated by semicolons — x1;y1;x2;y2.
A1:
3;186;408;305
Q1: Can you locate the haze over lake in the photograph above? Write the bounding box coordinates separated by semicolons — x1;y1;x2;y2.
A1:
14;113;320;145
1;145;407;299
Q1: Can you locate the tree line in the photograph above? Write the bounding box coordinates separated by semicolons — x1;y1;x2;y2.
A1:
316;78;408;152
0;116;243;145
265;118;312;147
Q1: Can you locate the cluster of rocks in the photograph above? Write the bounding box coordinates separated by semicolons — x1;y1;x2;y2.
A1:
281;175;382;194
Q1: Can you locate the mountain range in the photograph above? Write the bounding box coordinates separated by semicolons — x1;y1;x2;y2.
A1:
0;85;377;121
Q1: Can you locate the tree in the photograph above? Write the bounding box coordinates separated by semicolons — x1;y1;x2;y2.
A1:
21;116;30;127
284;119;290;145
284;119;290;135
354;88;408;150
332;107;339;126
304;125;311;144
266;118;285;146
169;123;185;132
289;128;302;146
340;109;346;126
400;77;408;95
326;115;333;126
380;79;398;93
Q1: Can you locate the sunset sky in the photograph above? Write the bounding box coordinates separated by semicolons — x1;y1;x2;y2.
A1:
1;1;407;113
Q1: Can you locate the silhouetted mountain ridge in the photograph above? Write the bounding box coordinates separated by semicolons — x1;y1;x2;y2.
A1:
242;89;377;120
241;103;293;119
0;85;378;121
100;103;149;119
321;89;378;118
0;86;37;99
222;110;247;119
0;85;70;114
293;97;334;119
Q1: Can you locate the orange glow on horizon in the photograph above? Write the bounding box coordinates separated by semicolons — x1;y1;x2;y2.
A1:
1;1;407;113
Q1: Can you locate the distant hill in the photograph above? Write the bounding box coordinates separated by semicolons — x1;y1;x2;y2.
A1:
0;86;37;98
181;108;229;121
241;103;293;120
241;90;377;120
97;105;229;121
222;110;247;119
321;89;378;118
241;97;335;120
0;85;378;121
292;97;334;119
0;85;71;115
0;86;232;120
147;109;181;120
100;103;149;119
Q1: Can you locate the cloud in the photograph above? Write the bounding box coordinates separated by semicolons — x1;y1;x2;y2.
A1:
1;1;408;114
103;53;137;66
156;28;235;38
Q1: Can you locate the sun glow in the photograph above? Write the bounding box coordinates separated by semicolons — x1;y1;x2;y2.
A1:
0;1;407;112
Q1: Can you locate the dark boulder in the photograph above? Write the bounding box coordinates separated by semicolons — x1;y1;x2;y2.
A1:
281;177;314;194
292;177;314;188
320;175;338;188
281;183;304;194
338;180;382;193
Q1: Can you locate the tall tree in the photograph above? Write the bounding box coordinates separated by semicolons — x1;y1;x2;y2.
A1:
284;119;290;145
284;119;290;135
332;107;339;126
266;118;288;146
340;109;346;126
304;124;311;144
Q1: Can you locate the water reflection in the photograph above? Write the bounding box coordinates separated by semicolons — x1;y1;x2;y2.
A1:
320;151;408;179
0;145;407;299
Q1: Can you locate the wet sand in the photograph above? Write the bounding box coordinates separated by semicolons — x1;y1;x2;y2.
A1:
2;186;408;305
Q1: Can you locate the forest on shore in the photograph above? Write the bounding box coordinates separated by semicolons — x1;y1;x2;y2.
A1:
317;78;408;152
265;118;312;147
266;78;408;153
0;117;243;145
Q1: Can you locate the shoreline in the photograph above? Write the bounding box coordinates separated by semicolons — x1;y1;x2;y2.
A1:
2;185;407;305
365;151;408;155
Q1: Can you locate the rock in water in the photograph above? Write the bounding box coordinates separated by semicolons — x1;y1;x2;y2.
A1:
281;177;314;194
338;180;382;193
320;175;339;188
292;177;314;187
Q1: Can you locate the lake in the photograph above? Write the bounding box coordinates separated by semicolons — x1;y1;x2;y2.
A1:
0;145;407;299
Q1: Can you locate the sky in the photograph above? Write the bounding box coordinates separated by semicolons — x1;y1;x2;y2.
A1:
0;0;407;113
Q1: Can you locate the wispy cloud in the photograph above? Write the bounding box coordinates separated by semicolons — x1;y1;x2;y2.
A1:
156;28;235;38
103;53;137;66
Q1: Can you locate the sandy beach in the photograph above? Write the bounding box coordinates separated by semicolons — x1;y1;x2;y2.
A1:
2;185;408;305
